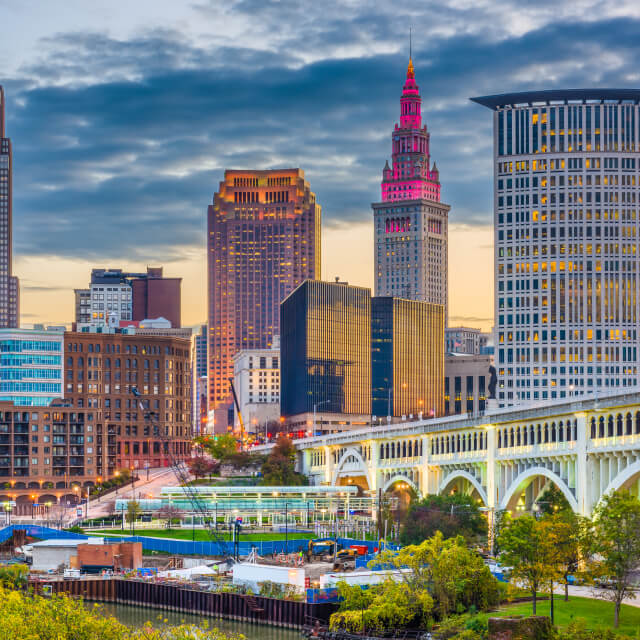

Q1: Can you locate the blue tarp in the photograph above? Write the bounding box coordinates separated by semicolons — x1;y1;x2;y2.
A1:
0;524;91;543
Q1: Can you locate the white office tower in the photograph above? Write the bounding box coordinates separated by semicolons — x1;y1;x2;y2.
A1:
472;90;640;404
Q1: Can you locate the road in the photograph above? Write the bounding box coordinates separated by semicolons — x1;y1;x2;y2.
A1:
566;584;640;607
85;467;182;520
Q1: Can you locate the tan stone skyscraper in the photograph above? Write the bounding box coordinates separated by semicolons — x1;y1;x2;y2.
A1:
207;169;320;432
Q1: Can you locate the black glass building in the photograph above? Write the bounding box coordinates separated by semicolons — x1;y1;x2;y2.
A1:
280;280;371;418
372;297;444;420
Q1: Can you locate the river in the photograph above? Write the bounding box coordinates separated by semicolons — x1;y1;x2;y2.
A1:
96;602;300;640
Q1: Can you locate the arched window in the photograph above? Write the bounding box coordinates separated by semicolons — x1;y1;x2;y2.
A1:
473;432;478;450
636;412;640;434
607;415;614;438
380;444;385;459
558;421;564;442
626;413;633;435
551;422;557;443
544;424;549;443
419;440;423;456
590;418;596;439
616;414;623;436
516;428;521;446
498;431;502;448
510;428;515;447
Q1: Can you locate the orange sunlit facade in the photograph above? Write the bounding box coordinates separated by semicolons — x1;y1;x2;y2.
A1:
207;169;321;432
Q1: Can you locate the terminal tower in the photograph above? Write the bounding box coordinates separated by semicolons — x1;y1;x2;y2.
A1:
372;58;450;322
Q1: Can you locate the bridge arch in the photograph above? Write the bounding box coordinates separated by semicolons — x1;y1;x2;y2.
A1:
382;474;419;495
500;466;578;513
599;460;640;503
331;447;372;490
439;470;488;506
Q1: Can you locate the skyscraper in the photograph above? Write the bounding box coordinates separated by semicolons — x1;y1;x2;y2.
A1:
207;169;320;432
0;87;19;328
472;89;640;403
372;59;450;319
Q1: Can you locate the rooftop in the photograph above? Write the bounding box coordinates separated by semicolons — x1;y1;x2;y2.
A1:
470;88;640;110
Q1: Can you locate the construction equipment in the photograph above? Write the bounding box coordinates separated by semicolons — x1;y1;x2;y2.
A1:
307;539;336;562
130;388;235;563
332;548;357;571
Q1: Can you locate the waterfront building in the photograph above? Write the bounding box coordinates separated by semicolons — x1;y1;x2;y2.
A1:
371;297;444;421
63;330;192;474
372;59;450;319
0;327;64;407
444;353;490;416
281;280;371;433
0;400;103;508
232;340;280;435
472;89;640;404
207;169;320;432
445;327;491;355
0;87;19;328
75;267;181;330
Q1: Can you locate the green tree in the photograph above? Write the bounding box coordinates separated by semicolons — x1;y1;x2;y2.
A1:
126;500;142;535
188;455;217;480
400;493;487;545
195;434;238;461
592;490;640;628
497;514;558;615
0;564;28;589
260;435;307;486
535;483;572;515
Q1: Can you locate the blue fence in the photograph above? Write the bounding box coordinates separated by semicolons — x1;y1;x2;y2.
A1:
0;524;90;544
0;525;400;559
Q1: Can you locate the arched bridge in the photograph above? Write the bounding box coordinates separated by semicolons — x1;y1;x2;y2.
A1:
284;391;640;516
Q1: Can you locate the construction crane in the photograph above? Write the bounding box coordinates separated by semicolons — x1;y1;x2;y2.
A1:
228;377;245;445
130;388;235;563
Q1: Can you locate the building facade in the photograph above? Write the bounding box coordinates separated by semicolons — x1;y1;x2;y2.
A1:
0;328;64;407
372;60;449;319
232;342;280;435
445;327;491;355
281;280;371;431
64;331;192;473
0;400;103;507
472;89;640;404
0;87;19;328
192;326;207;435
75;267;181;329
444;353;490;416
207;169;321;432
371;297;444;421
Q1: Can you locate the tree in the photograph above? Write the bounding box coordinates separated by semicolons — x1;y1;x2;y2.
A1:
592;490;640;628
260;435;307;486
126;500;142;535
195;434;238;461
400;493;487;545
188;456;217;480
157;504;183;529
497;514;558;615
535;484;572;516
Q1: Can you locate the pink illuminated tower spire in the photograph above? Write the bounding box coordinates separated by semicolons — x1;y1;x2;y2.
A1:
380;57;441;203
372;56;449;320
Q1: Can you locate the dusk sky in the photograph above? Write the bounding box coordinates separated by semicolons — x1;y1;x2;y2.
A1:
2;0;639;331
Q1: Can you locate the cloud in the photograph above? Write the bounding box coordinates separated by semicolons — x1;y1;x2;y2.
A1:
1;8;640;263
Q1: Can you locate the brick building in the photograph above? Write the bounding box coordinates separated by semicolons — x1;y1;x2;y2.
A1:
64;331;192;473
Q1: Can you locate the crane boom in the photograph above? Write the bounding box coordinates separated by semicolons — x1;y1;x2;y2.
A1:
131;388;235;562
228;377;245;443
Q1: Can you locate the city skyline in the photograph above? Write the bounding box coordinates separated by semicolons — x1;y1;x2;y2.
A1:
3;2;638;330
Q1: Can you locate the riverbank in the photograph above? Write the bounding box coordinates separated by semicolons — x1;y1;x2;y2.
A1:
95;602;299;640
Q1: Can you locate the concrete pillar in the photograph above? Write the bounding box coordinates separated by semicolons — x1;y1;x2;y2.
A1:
575;412;588;515
323;445;334;485
420;435;431;495
369;440;379;493
486;426;497;509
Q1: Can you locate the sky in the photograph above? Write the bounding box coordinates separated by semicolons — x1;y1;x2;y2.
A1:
2;0;640;331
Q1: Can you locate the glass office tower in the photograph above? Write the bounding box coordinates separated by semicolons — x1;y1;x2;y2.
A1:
371;297;444;420
280;280;371;419
472;89;640;403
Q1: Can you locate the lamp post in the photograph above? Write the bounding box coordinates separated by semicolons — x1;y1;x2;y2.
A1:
114;470;120;495
313;400;329;436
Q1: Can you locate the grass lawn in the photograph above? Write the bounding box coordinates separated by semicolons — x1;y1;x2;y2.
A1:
490;595;640;636
89;528;313;542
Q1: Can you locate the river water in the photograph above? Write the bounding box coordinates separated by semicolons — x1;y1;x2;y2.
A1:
97;602;300;640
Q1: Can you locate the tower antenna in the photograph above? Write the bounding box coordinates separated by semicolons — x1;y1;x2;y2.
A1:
409;26;412;60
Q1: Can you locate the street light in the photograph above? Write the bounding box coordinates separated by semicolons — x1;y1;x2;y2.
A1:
313;400;329;435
